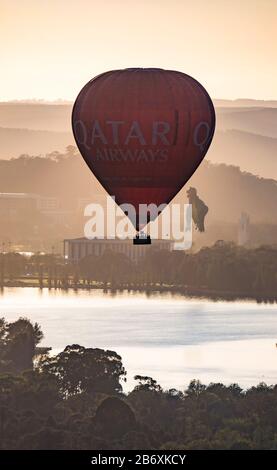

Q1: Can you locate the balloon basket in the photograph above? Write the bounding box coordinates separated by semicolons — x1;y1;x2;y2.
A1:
133;234;151;245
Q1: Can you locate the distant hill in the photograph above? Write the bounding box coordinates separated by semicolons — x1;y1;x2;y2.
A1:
1;100;276;133
0;127;276;180
216;107;277;138
208;130;277;180
0;101;277;179
0;127;74;158
0;153;276;225
214;99;277;108
4;98;277;108
186;160;277;225
0;152;275;248
0;103;72;132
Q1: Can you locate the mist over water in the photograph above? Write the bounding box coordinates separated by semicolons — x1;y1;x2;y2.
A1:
1;287;277;391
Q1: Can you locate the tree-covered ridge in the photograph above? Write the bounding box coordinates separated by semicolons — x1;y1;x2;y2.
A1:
1;317;277;450
0;147;276;223
0;148;276;251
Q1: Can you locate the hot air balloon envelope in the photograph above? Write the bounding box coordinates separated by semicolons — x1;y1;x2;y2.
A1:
72;68;215;231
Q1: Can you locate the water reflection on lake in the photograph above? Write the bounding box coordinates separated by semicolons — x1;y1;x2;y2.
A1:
0;287;277;391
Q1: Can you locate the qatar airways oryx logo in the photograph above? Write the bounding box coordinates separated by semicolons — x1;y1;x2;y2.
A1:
73;118;212;162
83;196;193;250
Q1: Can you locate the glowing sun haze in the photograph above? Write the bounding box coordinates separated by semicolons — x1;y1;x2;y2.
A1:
1;0;277;101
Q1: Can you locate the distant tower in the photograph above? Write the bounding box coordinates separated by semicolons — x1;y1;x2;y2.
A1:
238;212;250;246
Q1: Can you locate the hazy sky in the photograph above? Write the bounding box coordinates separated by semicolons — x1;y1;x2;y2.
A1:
1;0;277;101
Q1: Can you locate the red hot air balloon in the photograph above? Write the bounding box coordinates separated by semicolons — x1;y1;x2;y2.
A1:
72;68;215;235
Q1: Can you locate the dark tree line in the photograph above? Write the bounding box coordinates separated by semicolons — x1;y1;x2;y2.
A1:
1;317;277;449
79;242;277;296
0;242;277;297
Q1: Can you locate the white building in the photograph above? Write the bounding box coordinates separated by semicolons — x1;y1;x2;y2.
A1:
64;237;173;264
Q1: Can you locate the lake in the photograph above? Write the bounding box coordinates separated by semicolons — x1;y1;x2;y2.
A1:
1;287;277;391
